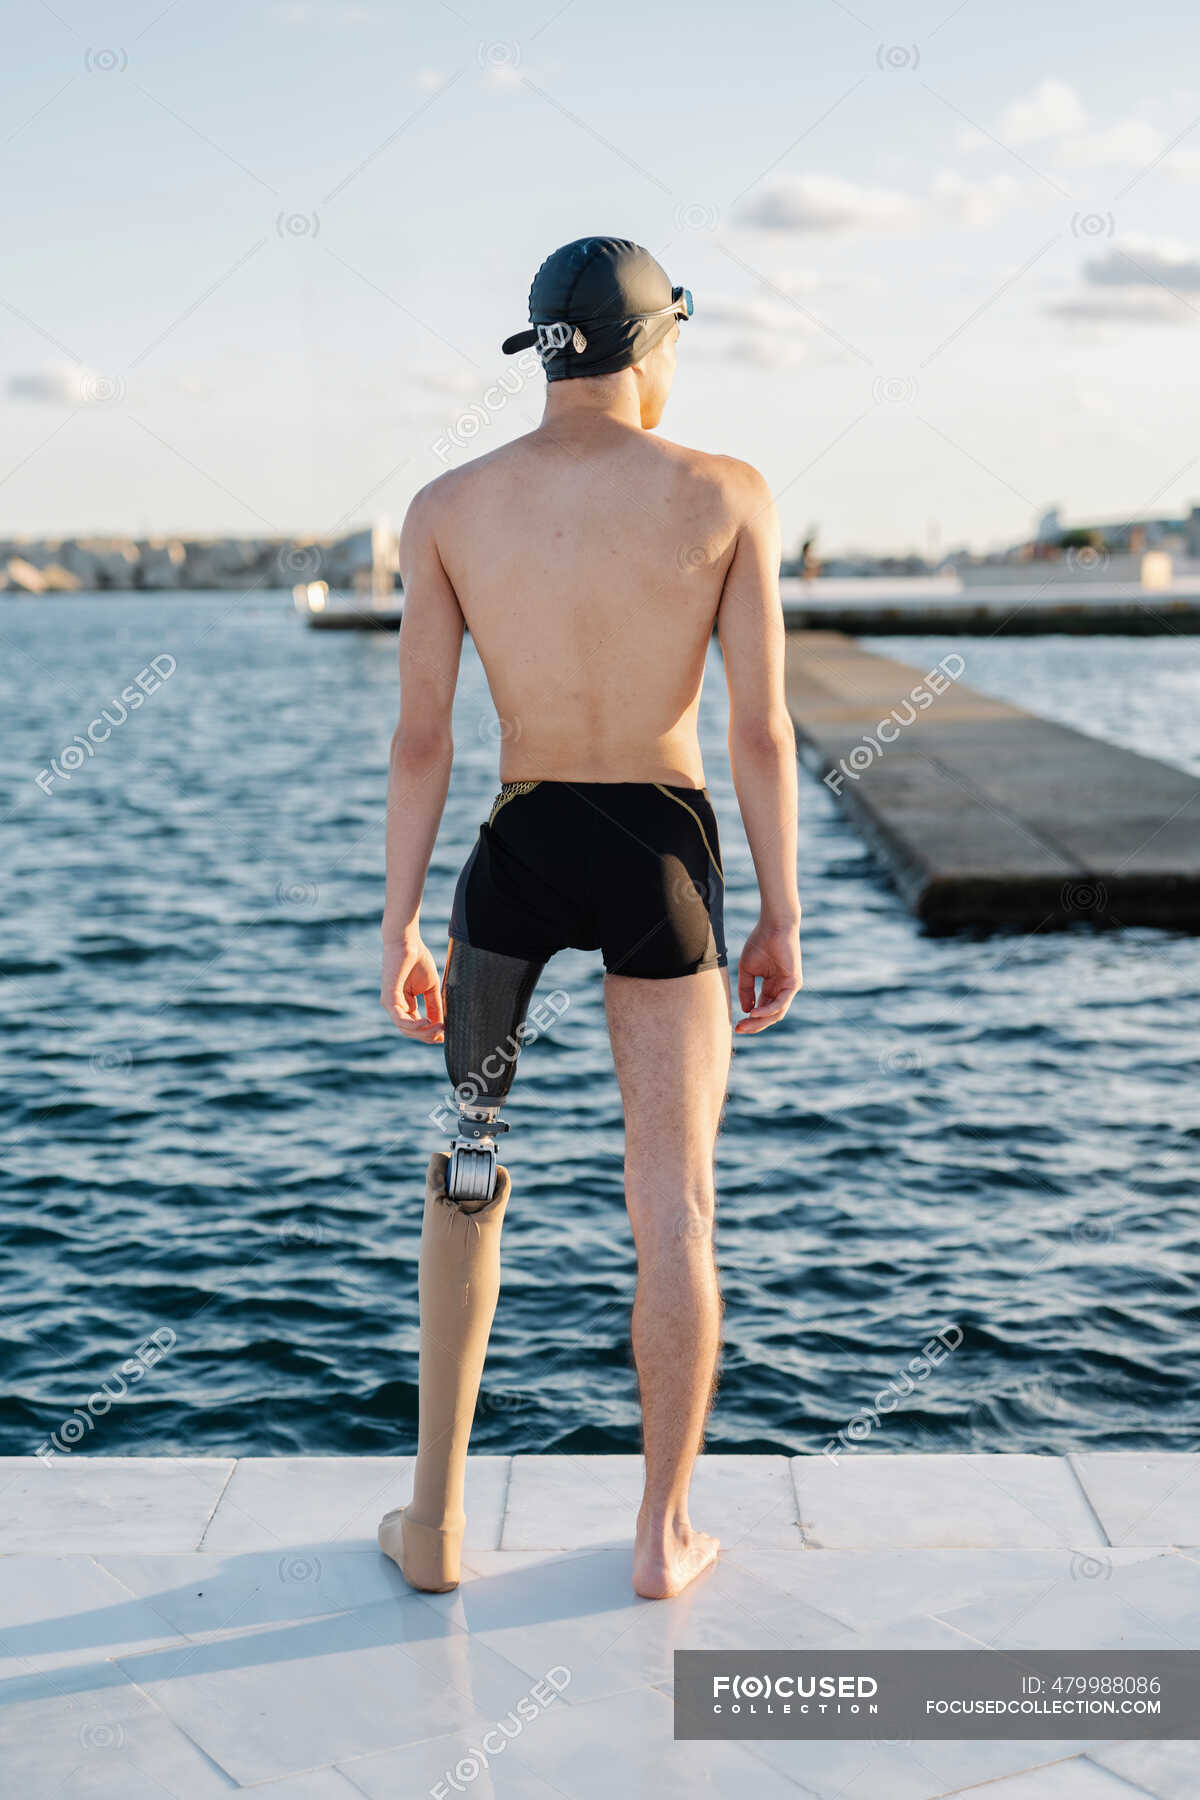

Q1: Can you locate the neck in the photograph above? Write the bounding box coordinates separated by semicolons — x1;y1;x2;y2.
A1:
541;371;644;431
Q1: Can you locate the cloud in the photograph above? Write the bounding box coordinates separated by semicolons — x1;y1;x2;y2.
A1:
955;81;1195;181
759;268;862;295
408;367;478;398
996;79;1087;145
1059;118;1165;167
737;173;919;235
7;367;86;405
1048;235;1200;326
1084;236;1200;291
737;169;1022;237
477;47;533;90
702;297;787;330
1163;145;1200;179
172;373;216;399
273;3;373;20
719;336;804;368
7;366;129;404
758;268;887;300
1046;291;1193;326
693;295;812;368
931;169;1022;227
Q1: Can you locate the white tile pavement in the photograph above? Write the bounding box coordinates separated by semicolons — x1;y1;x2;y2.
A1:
1069;1455;1200;1550
339;1726;571;1799
202;1455;510;1553
0;1454;1196;1797
934;1549;1200;1651
735;1728;1108;1800
0;1665;238;1800
0;1455;234;1553
489;1684;821;1798
719;1546;1096;1638
113;1598;541;1786
792;1453;1110;1549
1091;1740;1200;1798
500;1451;801;1550
242;1776;366;1798
949;1759;1154;1796
98;1547;413;1635
0;1554;188;1677
427;1544;855;1705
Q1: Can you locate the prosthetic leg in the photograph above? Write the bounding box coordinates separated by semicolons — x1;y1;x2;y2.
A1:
379;941;542;1592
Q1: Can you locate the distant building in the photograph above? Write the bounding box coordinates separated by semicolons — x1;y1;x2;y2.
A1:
975;507;1199;568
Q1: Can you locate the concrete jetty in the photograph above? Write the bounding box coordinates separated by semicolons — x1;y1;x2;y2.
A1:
289;576;1200;635
785;632;1200;932
3;1452;1197;1796
779;575;1200;636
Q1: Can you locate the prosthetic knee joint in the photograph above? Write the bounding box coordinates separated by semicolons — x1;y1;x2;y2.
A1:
447;1100;509;1204
441;939;542;1204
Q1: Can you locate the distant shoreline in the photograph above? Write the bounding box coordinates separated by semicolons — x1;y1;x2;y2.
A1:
1;524;398;595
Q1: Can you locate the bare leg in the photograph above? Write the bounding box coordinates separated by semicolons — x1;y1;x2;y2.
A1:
605;965;731;1599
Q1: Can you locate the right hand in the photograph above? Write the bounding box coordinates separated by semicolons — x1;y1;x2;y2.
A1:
381;936;445;1043
735;918;803;1035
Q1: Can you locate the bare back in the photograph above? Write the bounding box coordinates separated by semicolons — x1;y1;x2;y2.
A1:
428;420;746;787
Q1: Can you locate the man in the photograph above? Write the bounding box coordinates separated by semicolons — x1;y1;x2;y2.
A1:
378;237;802;1601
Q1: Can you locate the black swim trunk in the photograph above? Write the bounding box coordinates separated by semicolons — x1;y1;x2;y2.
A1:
450;780;727;979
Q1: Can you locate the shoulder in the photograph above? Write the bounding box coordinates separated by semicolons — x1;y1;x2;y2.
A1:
402;437;531;531
401;465;466;532
655;438;772;515
397;467;475;579
712;454;774;520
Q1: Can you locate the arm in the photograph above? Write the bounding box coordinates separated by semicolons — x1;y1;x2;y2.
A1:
380;484;465;1044
716;466;803;1035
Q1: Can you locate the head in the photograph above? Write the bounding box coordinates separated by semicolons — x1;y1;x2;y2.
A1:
501;236;691;429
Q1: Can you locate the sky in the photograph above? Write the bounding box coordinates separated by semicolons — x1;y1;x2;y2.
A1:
3;0;1200;556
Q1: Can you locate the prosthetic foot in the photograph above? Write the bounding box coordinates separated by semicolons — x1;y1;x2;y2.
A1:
379;1150;512;1592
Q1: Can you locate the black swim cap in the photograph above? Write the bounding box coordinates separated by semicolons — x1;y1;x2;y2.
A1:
501;237;692;381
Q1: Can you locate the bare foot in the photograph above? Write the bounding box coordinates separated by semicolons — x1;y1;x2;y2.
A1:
633;1517;721;1599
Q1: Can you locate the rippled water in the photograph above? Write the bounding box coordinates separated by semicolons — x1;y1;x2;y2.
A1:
3;598;1198;1458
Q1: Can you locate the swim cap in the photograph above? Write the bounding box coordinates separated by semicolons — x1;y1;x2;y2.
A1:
501;237;693;381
